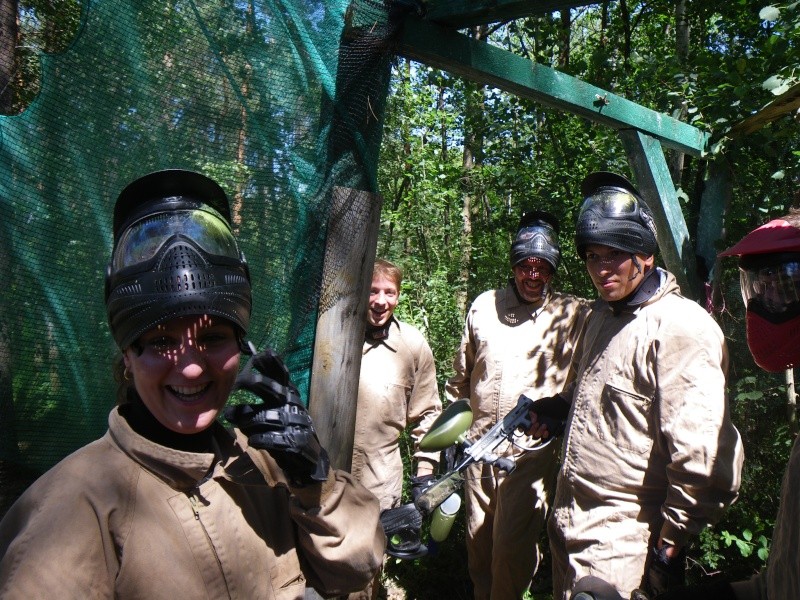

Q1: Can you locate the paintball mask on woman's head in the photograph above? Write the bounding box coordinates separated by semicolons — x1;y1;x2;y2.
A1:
105;169;252;351
720;218;800;372
575;171;658;259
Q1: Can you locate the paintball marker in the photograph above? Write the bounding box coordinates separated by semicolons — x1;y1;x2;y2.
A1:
414;393;543;513
381;393;554;558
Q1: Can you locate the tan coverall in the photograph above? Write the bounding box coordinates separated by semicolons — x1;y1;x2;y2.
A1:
446;285;590;600
730;433;800;599
0;407;385;599
349;317;441;600
351;317;442;510
550;269;744;600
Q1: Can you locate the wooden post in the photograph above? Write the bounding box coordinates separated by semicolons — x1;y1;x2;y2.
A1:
308;186;383;472
619;128;702;301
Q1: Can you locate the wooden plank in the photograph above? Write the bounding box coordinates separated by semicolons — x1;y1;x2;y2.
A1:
619;129;701;300
397;18;709;157
308;186;383;471
727;81;800;139
425;0;597;27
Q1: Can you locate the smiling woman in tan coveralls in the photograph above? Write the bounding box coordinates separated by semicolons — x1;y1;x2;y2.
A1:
0;170;384;599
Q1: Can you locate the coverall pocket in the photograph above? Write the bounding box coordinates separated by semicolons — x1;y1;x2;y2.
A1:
379;382;410;423
599;380;654;455
269;557;307;599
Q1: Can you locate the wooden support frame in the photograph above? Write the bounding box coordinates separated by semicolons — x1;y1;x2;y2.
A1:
396;16;710;299
620;129;701;299
308;186;383;471
397;17;709;157
309;4;721;471
424;0;596;28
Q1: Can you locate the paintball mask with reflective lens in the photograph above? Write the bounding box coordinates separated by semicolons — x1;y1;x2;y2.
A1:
736;253;800;372
105;170;252;350
575;172;658;259
720;218;800;372
510;210;561;270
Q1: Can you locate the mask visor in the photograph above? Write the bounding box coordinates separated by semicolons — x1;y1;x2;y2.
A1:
578;190;639;220
740;258;800;316
113;207;240;270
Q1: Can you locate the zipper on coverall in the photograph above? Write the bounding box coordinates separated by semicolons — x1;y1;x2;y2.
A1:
188;488;231;596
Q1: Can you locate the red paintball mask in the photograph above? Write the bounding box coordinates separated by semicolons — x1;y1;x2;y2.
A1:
720;219;800;372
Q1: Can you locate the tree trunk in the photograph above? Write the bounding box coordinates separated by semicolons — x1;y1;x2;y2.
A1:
558;10;571;69
0;0;19;518
669;0;690;185
619;0;631;61
458;25;487;314
0;0;17;112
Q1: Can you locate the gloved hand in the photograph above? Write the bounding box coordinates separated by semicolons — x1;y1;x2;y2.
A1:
646;544;686;596
223;347;329;487
529;394;570;438
380;503;427;560
410;474;435;503
652;580;736;600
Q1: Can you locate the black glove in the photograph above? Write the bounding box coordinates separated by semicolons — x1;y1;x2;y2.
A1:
410;474;435;503
529;394;570;438
646;544;686;596
380;503;427;560
652;580;736;600
224;347;329;487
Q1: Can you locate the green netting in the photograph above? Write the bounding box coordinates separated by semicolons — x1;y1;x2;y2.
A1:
0;0;399;514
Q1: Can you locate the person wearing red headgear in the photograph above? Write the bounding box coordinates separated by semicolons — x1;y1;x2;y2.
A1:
446;210;591;599
654;209;800;600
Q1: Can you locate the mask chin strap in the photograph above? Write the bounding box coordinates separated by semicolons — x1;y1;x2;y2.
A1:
239;337;256;355
628;255;642;281
610;267;663;315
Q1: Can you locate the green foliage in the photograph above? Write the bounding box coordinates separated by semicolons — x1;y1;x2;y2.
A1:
719;528;770;562
376;1;800;595
7;0;800;594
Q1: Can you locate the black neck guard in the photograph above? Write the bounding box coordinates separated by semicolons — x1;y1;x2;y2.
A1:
608;267;662;315
121;391;214;453
366;318;394;341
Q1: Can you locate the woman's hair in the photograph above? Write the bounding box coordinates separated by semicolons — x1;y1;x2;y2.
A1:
373;259;403;288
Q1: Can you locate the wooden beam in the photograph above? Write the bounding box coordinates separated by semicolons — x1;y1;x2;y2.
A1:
397;17;709;157
308;186;383;471
619;129;701;300
424;0;597;28
726;81;800;139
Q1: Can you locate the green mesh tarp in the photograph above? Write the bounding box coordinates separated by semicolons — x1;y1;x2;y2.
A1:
0;0;399;514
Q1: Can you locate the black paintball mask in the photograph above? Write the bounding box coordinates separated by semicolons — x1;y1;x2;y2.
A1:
575;171;658;260
105;169;252;351
510;209;562;271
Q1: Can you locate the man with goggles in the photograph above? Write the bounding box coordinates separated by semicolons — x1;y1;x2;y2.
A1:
446;209;590;599
654;210;800;600
528;172;743;600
